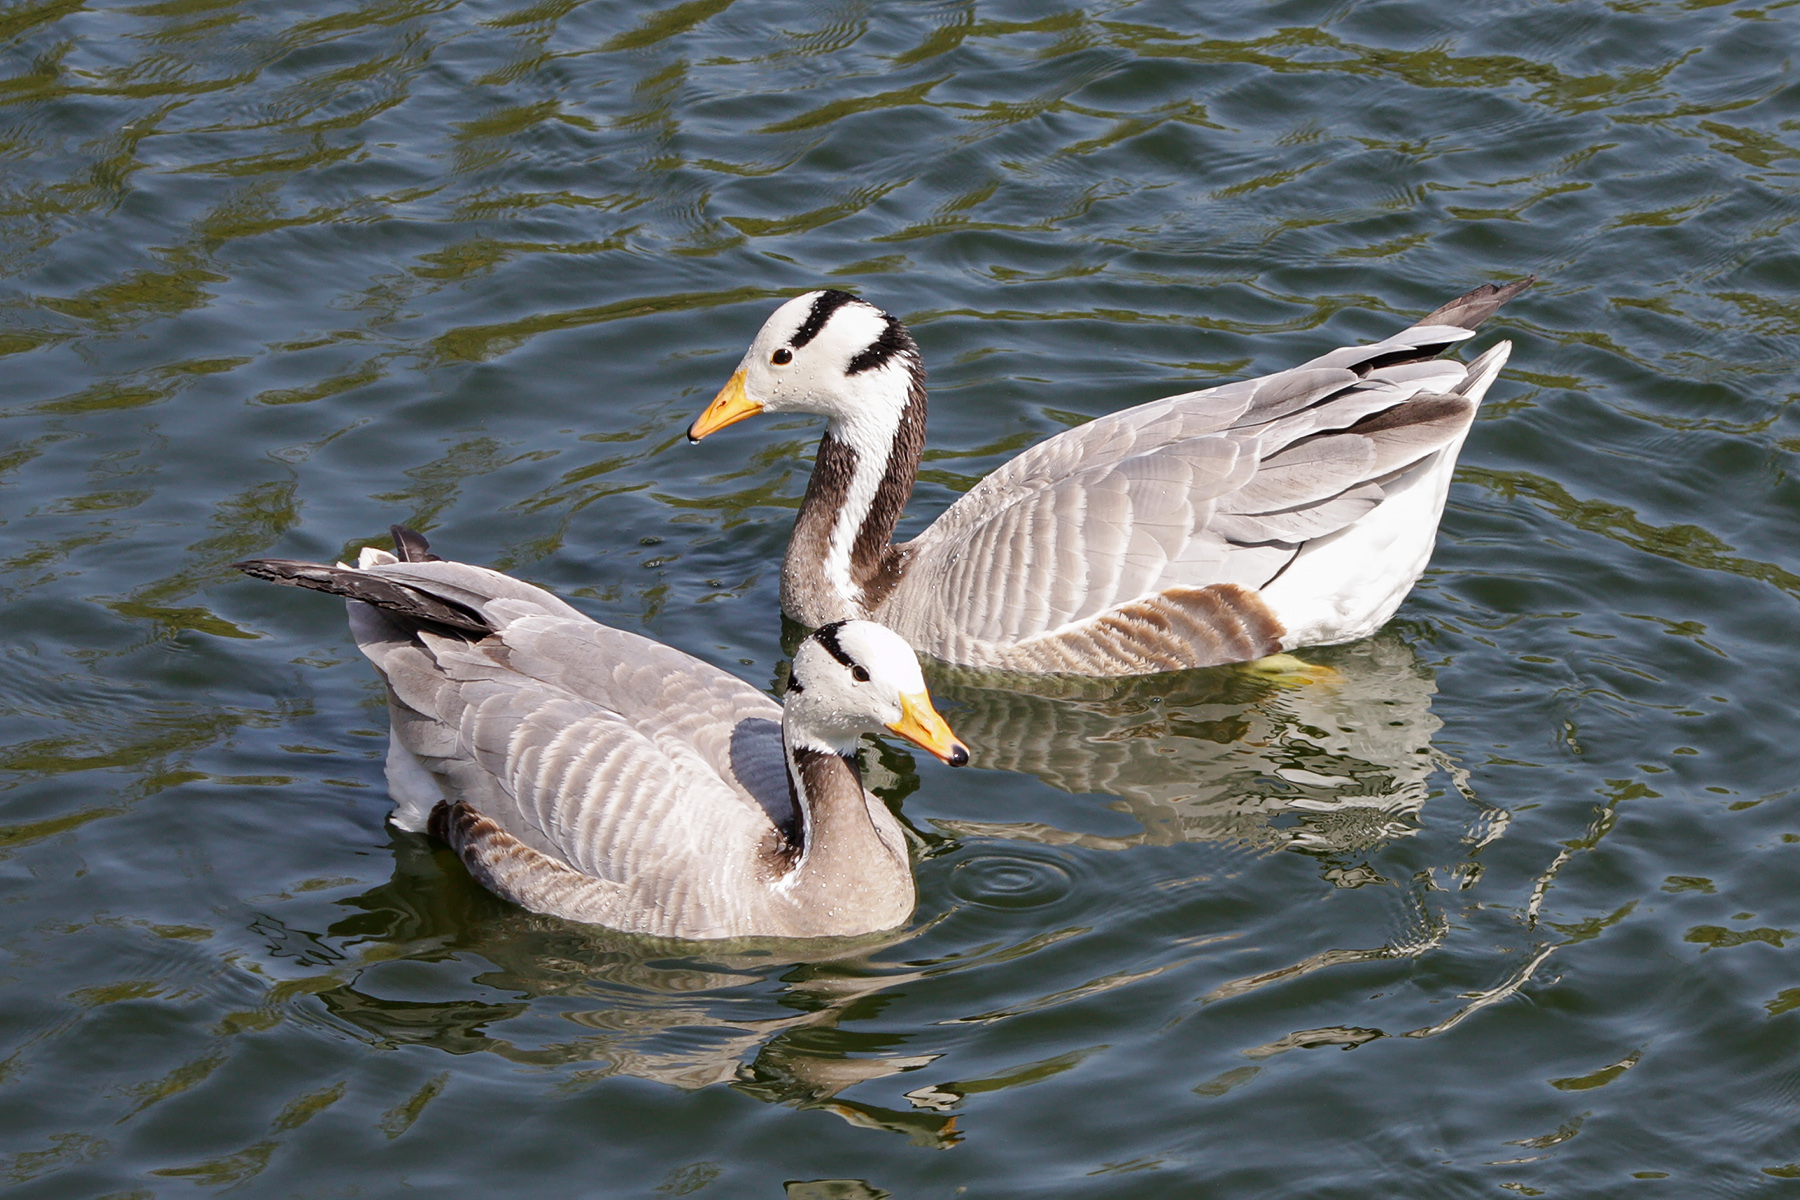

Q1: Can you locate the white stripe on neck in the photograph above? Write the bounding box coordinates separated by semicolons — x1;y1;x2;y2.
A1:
772;736;853;894
766;712;864;892
772;741;812;893
821;359;912;611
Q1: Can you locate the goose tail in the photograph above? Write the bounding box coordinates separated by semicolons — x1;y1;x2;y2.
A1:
1453;340;1513;404
1418;276;1535;331
231;527;491;637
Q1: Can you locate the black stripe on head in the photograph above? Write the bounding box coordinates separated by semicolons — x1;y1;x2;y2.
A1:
846;313;917;376
789;289;862;350
812;620;857;670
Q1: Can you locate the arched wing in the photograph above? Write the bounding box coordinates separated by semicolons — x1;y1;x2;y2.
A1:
885;328;1492;660
349;564;790;934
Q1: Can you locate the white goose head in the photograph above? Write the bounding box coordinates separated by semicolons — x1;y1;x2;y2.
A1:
784;619;967;766
689;290;921;441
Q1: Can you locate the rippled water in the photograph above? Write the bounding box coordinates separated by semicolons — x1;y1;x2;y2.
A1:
5;0;1800;1194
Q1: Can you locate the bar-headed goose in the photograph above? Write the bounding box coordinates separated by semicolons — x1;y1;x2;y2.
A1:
689;279;1532;676
233;527;967;942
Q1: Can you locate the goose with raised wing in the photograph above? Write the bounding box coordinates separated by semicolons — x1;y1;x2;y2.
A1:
233;528;967;941
689;279;1532;676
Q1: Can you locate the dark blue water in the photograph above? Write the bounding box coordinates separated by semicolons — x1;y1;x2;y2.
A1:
5;0;1800;1195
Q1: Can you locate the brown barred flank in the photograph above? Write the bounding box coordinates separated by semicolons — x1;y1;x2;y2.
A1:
428;801;599;918
994;584;1285;676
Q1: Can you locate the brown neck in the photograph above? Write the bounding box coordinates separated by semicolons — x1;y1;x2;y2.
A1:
780;372;927;627
778;745;908;913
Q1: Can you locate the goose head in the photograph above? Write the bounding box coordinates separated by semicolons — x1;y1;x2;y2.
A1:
784;619;967;766
689;290;920;442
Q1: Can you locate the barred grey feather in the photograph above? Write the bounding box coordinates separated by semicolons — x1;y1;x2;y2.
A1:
874;281;1533;673
239;533;916;941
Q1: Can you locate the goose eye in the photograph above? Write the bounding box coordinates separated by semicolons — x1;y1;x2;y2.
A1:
851;665;870;683
771;347;793;366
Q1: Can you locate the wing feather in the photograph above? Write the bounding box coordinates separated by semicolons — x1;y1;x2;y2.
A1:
343;564;790;932
883;317;1497;666
1212;483;1384;544
1295;323;1474;372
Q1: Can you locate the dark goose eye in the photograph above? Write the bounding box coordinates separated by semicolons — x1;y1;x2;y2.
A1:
851;665;870;682
771;347;793;366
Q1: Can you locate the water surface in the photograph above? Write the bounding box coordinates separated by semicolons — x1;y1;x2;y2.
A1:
4;0;1800;1195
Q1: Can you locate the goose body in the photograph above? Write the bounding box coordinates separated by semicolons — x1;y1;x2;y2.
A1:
234;529;966;941
690;280;1532;676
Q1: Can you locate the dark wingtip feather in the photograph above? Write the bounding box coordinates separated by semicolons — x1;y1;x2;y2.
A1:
230;556;492;636
1418;275;1536;331
390;525;443;563
1345;393;1476;437
231;557;318;583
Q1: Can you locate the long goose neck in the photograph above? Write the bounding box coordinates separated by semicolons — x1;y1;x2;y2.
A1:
782;365;927;626
776;736;906;908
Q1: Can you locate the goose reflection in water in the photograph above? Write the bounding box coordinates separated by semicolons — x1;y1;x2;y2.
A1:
920;628;1498;878
301;834;960;1148
908;629;1524;1046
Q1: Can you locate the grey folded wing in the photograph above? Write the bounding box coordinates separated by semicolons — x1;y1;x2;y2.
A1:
350;562;792;934
883;324;1493;664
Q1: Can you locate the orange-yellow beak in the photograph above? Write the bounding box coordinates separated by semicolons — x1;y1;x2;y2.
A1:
687;369;763;442
886;690;969;767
